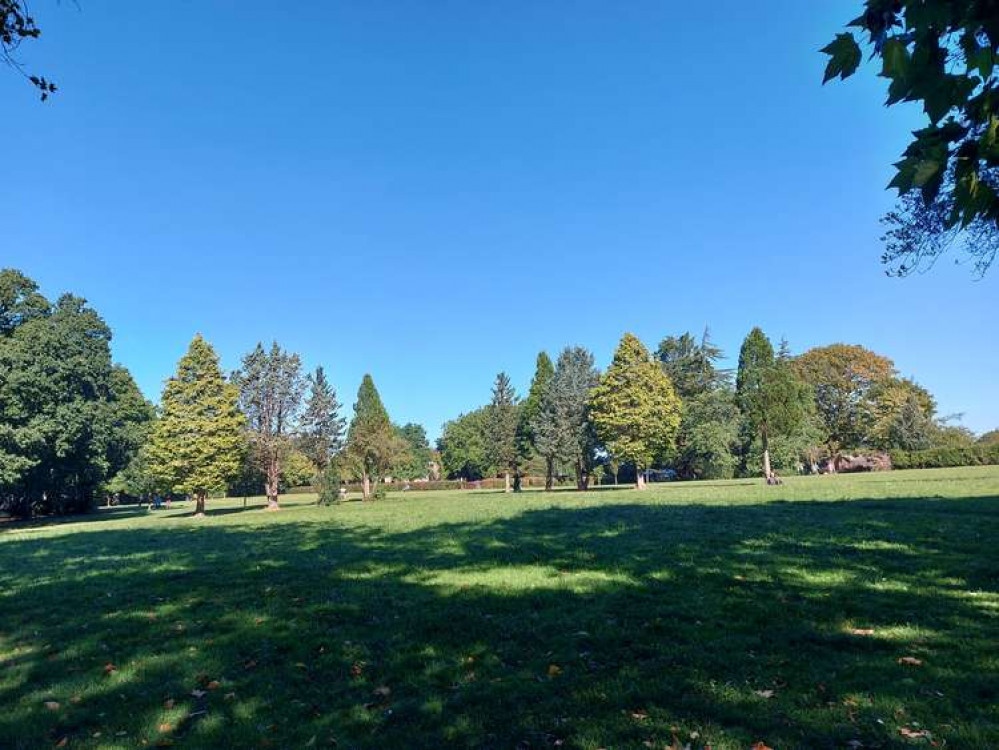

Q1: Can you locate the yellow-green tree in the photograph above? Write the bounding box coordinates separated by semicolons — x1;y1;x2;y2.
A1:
147;335;244;516
588;333;681;490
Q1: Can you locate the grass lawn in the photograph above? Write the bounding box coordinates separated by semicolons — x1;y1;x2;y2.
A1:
1;468;997;749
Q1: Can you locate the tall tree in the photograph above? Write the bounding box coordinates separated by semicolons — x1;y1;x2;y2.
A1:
736;328;811;478
0;271;150;517
793;344;896;451
516;351;555;489
233;342;305;510
345;374;399;499
822;1;999;275
299;365;346;473
486;372;519;492
588;333;682;490
147;335;244;516
532;347;600;491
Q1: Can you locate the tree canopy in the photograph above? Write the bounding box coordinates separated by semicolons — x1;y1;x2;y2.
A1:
824;0;999;275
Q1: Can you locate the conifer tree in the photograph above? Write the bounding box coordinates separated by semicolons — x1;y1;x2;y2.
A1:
148;335;244;516
486;372;519;492
233;342;305;510
516;352;554;489
345;374;398;499
533;347;599;491
299;365;346;472
588;333;681;490
736;327;811;478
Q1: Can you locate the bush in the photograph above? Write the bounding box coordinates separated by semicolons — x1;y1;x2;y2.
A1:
891;443;999;469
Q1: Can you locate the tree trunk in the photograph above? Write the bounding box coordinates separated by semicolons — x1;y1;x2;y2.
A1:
614;469;619;485
762;431;772;480
504;471;511;493
265;451;281;510
362;471;371;500
575;459;587;491
545;457;554;491
194;492;206;516
513;468;522;492
635;468;646;491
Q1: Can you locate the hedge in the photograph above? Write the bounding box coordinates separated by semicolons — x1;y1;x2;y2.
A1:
890;443;999;469
287;476;571;495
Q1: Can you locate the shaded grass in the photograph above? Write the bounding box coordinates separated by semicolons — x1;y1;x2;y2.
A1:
0;467;997;748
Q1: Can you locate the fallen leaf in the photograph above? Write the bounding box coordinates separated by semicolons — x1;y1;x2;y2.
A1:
158;724;173;733
754;689;775;699
899;726;931;739
751;743;774;750
55;738;68;748
548;664;563;677
224;692;237;701
44;700;60;711
350;662;364;678
898;656;924;666
104;662;117;674
191;689;207;698
850;628;875;636
70;695;82;705
206;680;220;690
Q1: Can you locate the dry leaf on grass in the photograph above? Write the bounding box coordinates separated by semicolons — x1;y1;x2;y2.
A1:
754;689;775;699
43;700;60;710
898;726;931;739
898;656;924;666
849;628;875;636
751;743;774;750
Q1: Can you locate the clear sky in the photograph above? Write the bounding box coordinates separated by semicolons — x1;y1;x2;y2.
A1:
4;1;996;440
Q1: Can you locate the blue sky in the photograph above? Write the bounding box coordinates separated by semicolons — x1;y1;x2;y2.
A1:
4;1;996;439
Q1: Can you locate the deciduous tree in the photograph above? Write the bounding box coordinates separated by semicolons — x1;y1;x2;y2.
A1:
823;1;999;275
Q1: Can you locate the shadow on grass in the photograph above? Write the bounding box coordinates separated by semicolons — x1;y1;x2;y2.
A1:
0;494;996;749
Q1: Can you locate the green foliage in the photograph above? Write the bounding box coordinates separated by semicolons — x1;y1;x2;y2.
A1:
233;342;305;505
486;372;519;478
146;335;244;511
656;328;728;400
299;365;345;472
0;270;151;516
315;460;342;506
345;374;403;496
824;1;999;274
532;347;600;489
516;352;554;464
673;389;740;480
437;408;493;480
736;328;813;476
979;429;999;445
892;442;999;469
392;422;432;480
589;333;682;475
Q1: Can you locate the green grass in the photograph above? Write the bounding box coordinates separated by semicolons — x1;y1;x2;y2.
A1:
1;467;997;749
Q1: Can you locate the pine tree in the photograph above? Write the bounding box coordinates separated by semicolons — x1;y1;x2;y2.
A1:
233;342;305;510
487;372;519;492
736;327;811;479
299;365;346;473
588;333;682;490
516;352;554;489
147;335;244;516
345;374;398;499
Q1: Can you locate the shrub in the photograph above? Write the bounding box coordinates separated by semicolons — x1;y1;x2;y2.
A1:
891;443;999;469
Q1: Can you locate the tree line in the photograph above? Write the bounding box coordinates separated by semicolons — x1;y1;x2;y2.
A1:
439;329;994;489
2;268;994;517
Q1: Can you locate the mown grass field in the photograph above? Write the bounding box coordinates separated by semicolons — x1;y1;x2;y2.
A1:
1;468;997;749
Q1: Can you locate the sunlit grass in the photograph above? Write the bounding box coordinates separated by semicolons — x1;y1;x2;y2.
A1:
0;467;997;748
